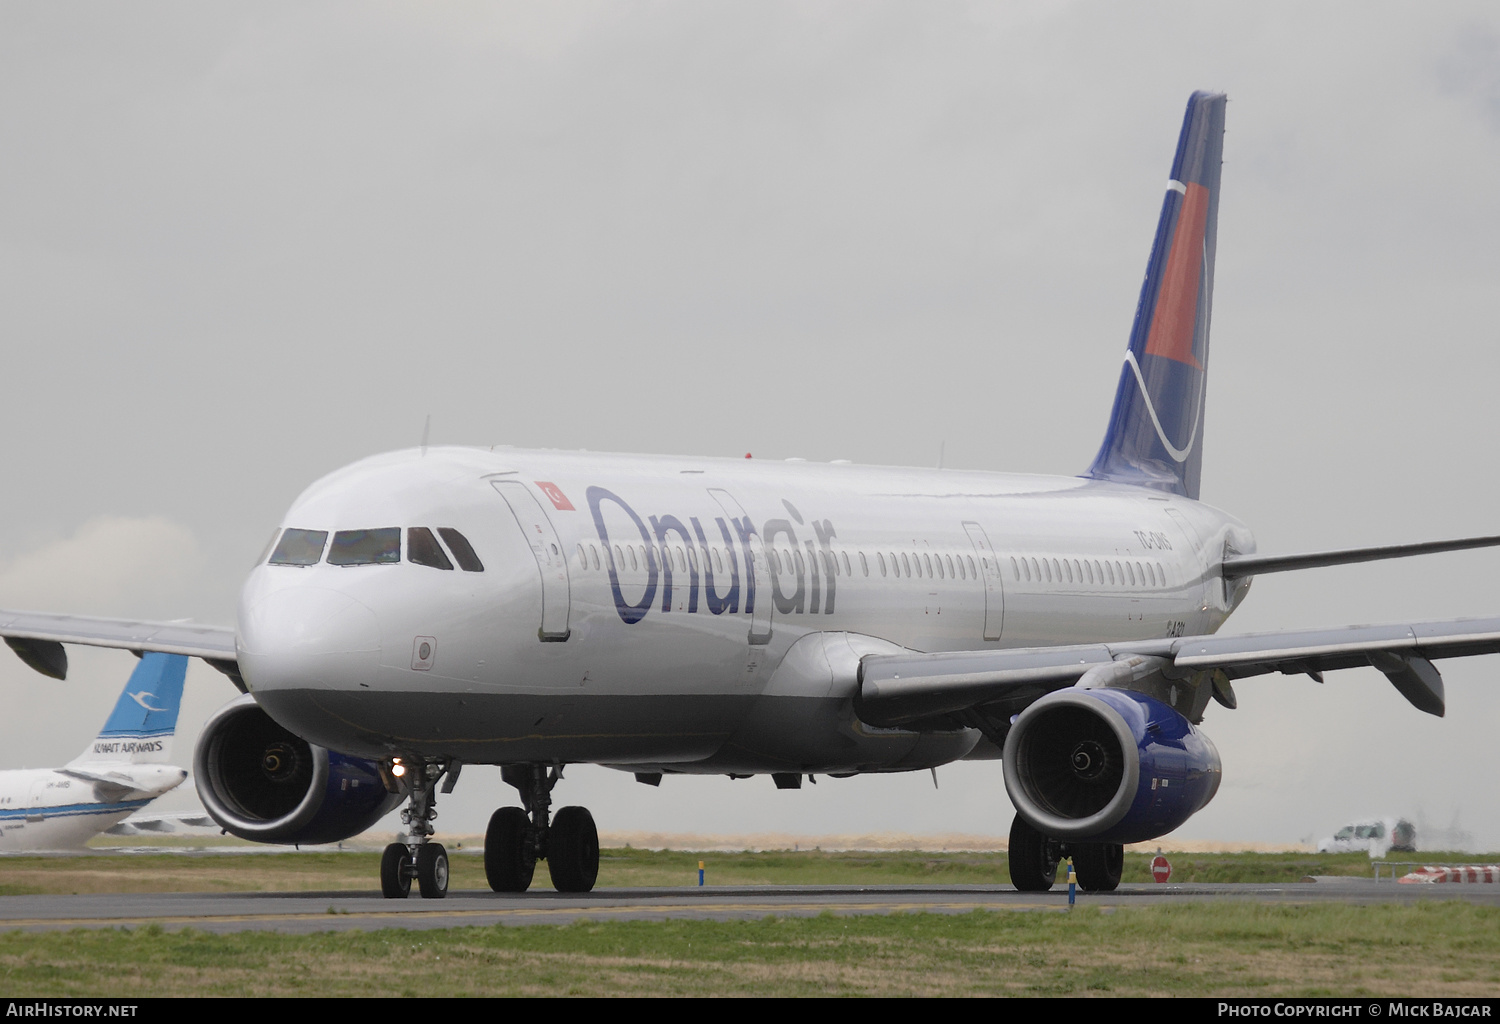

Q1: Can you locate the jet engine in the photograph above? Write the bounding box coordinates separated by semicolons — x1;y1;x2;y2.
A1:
1002;687;1221;844
194;694;401;845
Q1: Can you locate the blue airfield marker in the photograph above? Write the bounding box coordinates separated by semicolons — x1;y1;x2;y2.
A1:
1066;859;1076;907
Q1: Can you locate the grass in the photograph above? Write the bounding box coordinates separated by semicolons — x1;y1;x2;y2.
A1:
2;848;1495;997
0;903;1497;996
1;846;1484;895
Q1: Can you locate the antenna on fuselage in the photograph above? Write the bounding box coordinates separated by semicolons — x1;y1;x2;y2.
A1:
421;414;431;457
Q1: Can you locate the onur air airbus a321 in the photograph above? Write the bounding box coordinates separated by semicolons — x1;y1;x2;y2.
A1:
2;91;1498;898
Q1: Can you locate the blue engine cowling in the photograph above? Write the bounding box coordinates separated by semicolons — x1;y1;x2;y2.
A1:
1002;687;1221;844
194;695;402;845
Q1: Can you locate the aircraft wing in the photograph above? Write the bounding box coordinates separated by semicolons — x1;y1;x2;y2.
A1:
0;608;241;689
105;811;217;836
855;615;1500;728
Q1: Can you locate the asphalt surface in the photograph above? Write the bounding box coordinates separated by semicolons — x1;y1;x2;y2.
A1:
2;879;1498;934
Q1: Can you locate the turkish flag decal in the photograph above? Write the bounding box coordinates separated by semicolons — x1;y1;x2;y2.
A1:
536;481;575;511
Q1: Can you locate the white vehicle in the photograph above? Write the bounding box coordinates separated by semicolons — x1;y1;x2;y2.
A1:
1318;818;1417;857
0;652;189;851
2;92;1500;897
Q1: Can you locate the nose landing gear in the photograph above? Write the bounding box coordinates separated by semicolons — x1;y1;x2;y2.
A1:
380;759;456;899
485;764;599;893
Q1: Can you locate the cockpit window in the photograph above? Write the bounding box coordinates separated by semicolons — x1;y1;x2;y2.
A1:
438;528;484;572
268;528;328;566
407;527;453;570
328;528;401;566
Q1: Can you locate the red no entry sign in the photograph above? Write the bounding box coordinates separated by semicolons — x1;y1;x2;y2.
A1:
1151;854;1172;883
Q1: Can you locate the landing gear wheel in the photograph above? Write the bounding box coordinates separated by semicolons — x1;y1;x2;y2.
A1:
485;806;536;892
380;842;411;899
547;805;599;893
416;842;449;899
1072;842;1124;892
1008;813;1062;892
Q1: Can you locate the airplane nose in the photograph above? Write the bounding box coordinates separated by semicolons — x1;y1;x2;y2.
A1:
238;587;381;694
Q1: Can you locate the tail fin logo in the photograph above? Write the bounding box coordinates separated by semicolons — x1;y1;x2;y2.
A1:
1084;91;1225;501
1143;180;1211;371
129;691;168;713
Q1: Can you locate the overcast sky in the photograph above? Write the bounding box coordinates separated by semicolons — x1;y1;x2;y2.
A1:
1;1;1498;850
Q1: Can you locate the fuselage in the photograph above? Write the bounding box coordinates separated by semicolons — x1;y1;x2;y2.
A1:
237;446;1255;773
0;765;187;852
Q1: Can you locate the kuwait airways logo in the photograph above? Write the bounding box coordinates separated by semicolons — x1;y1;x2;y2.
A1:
129;691;168;713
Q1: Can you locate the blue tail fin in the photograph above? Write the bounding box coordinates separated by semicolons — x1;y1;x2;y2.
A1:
1086;91;1226;500
69;652;188;765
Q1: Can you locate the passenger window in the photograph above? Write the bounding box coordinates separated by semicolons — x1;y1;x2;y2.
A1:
841;551;852;577
437;528;485;572
860;551;869;577
946;554;955;579
923;553;933;577
794;550;805;574
591;545;601;570
408;528;454;570
713;549;724;574
968;555;977;578
269;528;328;566
613;545;624;571
328;528;400;566
901;553;911;577
877;552;887;577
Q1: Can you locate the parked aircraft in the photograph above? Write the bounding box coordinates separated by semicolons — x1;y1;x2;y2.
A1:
0;652;189;851
1;92;1498;896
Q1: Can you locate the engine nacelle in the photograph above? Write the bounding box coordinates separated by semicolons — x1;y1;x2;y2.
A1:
194;694;401;845
1002;687;1221;844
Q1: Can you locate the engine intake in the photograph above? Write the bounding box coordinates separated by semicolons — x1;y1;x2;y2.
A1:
1002;687;1221;844
195;695;401;845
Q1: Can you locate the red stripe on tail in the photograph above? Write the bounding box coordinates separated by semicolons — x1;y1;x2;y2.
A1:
1144;182;1210;368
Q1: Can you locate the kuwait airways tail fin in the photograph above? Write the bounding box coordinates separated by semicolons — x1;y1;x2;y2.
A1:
1086;91;1226;500
68;652;188;766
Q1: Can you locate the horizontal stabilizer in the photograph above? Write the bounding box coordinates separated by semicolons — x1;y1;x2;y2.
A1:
1223;535;1500;579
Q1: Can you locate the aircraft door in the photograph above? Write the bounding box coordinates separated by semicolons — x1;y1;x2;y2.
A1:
491;480;572;641
962;521;1005;641
708;488;773;645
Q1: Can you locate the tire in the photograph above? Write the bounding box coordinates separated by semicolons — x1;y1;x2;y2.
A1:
380;842;411;899
547;805;599;893
485;806;536;893
1008;813;1060;892
416;842;449;899
1072;842;1124;892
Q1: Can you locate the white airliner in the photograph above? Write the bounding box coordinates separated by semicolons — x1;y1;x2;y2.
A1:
2;92;1498;896
0;652;189;851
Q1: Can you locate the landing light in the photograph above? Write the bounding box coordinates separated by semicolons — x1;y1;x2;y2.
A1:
391;760;406;778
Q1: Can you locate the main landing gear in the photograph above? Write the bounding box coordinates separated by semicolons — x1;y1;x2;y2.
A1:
1008;813;1124;893
485;764;600;893
381;760;456;899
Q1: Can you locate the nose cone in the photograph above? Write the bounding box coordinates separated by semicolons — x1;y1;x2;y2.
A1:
238;586;382;695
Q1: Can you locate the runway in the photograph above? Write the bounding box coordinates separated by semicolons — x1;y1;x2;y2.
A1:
2;879;1498;934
